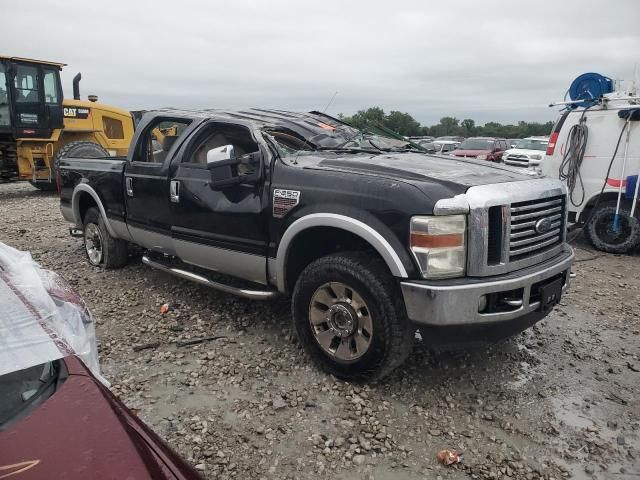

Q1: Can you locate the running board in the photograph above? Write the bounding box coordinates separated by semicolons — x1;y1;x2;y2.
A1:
141;255;278;300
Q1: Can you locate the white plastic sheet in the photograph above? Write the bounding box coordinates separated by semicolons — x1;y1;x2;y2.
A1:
0;242;102;380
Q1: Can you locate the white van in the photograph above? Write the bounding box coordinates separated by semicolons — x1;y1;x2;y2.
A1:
542;94;640;253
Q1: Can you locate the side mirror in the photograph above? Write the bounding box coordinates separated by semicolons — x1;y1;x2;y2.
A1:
206;145;261;188
206;145;235;166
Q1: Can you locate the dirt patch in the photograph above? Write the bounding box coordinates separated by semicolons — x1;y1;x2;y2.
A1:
1;182;638;480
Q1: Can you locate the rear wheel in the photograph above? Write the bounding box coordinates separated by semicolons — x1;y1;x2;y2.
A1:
292;252;413;382
32;141;110;192
584;202;640;253
83;207;128;269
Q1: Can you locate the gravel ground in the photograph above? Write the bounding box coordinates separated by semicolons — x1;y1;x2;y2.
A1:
1;182;639;480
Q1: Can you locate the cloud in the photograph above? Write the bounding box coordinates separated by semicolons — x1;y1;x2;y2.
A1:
2;0;639;125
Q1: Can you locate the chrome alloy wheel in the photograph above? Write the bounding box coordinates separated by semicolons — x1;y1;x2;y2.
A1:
308;282;373;361
84;223;103;265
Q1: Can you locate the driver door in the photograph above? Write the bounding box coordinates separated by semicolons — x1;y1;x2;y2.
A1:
169;122;269;285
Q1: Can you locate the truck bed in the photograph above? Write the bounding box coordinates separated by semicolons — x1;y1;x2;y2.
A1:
59;157;127;226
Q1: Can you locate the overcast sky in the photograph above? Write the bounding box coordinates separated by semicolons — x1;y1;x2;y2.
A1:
3;0;639;125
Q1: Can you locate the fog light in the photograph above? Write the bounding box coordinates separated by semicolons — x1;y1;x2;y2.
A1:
478;295;488;313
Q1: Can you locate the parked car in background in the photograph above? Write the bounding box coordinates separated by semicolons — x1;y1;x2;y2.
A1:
422;140;460;154
0;242;202;480
503;137;549;168
449;137;508;162
435;135;464;143
409;136;435;144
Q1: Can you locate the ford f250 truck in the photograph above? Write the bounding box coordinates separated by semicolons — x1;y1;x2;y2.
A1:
59;109;574;381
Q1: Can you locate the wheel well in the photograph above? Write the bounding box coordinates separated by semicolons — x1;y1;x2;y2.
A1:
77;192;98;224
284;226;389;292
580;192;632;222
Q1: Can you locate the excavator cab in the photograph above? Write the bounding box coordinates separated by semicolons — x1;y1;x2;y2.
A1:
0;57;65;141
0;56;134;188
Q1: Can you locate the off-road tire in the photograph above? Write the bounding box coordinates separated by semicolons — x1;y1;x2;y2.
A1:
584;202;640;254
292;252;413;382
83;207;128;269
31;141;110;192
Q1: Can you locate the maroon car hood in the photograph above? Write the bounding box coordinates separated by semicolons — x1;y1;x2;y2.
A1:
450;149;491;157
0;356;201;480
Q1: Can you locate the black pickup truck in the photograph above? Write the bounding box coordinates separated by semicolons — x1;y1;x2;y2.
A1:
59;109;574;381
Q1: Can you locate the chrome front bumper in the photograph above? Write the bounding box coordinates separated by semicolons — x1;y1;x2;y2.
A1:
401;246;574;326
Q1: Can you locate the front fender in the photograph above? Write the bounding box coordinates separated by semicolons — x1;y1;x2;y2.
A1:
274;209;416;292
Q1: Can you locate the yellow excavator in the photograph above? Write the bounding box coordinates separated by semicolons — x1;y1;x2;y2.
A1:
0;56;135;190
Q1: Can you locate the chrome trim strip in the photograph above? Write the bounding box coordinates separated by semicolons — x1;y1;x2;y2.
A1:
71;184;118;238
174;239;267;285
510;236;560;256
111;219;133;242
510;198;562;212
511;205;562;221
510;228;561;247
275;213;408;292
433;194;470;215
128;226;176;255
401;247;574;326
60;204;75;224
142;256;277;300
510;221;561;239
267;257;277;286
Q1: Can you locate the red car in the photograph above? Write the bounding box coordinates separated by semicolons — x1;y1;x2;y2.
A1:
449;137;509;162
0;243;202;480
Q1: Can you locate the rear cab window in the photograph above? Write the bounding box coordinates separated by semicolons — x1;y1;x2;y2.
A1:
134;118;192;164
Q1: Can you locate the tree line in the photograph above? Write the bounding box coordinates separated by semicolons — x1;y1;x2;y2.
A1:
338;107;554;139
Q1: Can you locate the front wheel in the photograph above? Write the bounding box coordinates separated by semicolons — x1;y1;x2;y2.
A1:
292;252;413;382
83;207;128;269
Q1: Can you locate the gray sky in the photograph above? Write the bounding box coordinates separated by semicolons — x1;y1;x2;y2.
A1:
3;0;640;125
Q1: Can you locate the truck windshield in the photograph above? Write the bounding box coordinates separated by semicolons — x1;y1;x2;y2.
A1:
265;127;422;160
514;139;548;151
0;63;9;126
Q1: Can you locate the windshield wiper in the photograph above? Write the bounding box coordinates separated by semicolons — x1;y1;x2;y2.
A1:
316;146;381;154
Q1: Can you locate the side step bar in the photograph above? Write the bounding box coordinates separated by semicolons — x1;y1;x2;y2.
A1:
141;255;278;301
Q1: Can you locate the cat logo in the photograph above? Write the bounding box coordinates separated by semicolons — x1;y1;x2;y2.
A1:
63;107;90;119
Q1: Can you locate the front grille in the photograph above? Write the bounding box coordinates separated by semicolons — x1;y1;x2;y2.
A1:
508;196;564;261
504;155;528;167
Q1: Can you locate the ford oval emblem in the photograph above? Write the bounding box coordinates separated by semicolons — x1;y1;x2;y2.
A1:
534;217;552;234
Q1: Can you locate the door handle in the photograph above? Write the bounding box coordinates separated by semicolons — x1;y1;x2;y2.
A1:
170;180;180;203
126;177;133;197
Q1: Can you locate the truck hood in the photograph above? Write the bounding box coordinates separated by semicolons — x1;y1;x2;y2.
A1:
310;152;537;193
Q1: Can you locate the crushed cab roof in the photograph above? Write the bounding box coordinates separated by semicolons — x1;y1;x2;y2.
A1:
152;107;356;135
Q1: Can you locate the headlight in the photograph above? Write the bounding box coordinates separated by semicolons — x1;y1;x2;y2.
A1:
410;215;466;279
530;154;542;160
476;154;487;160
